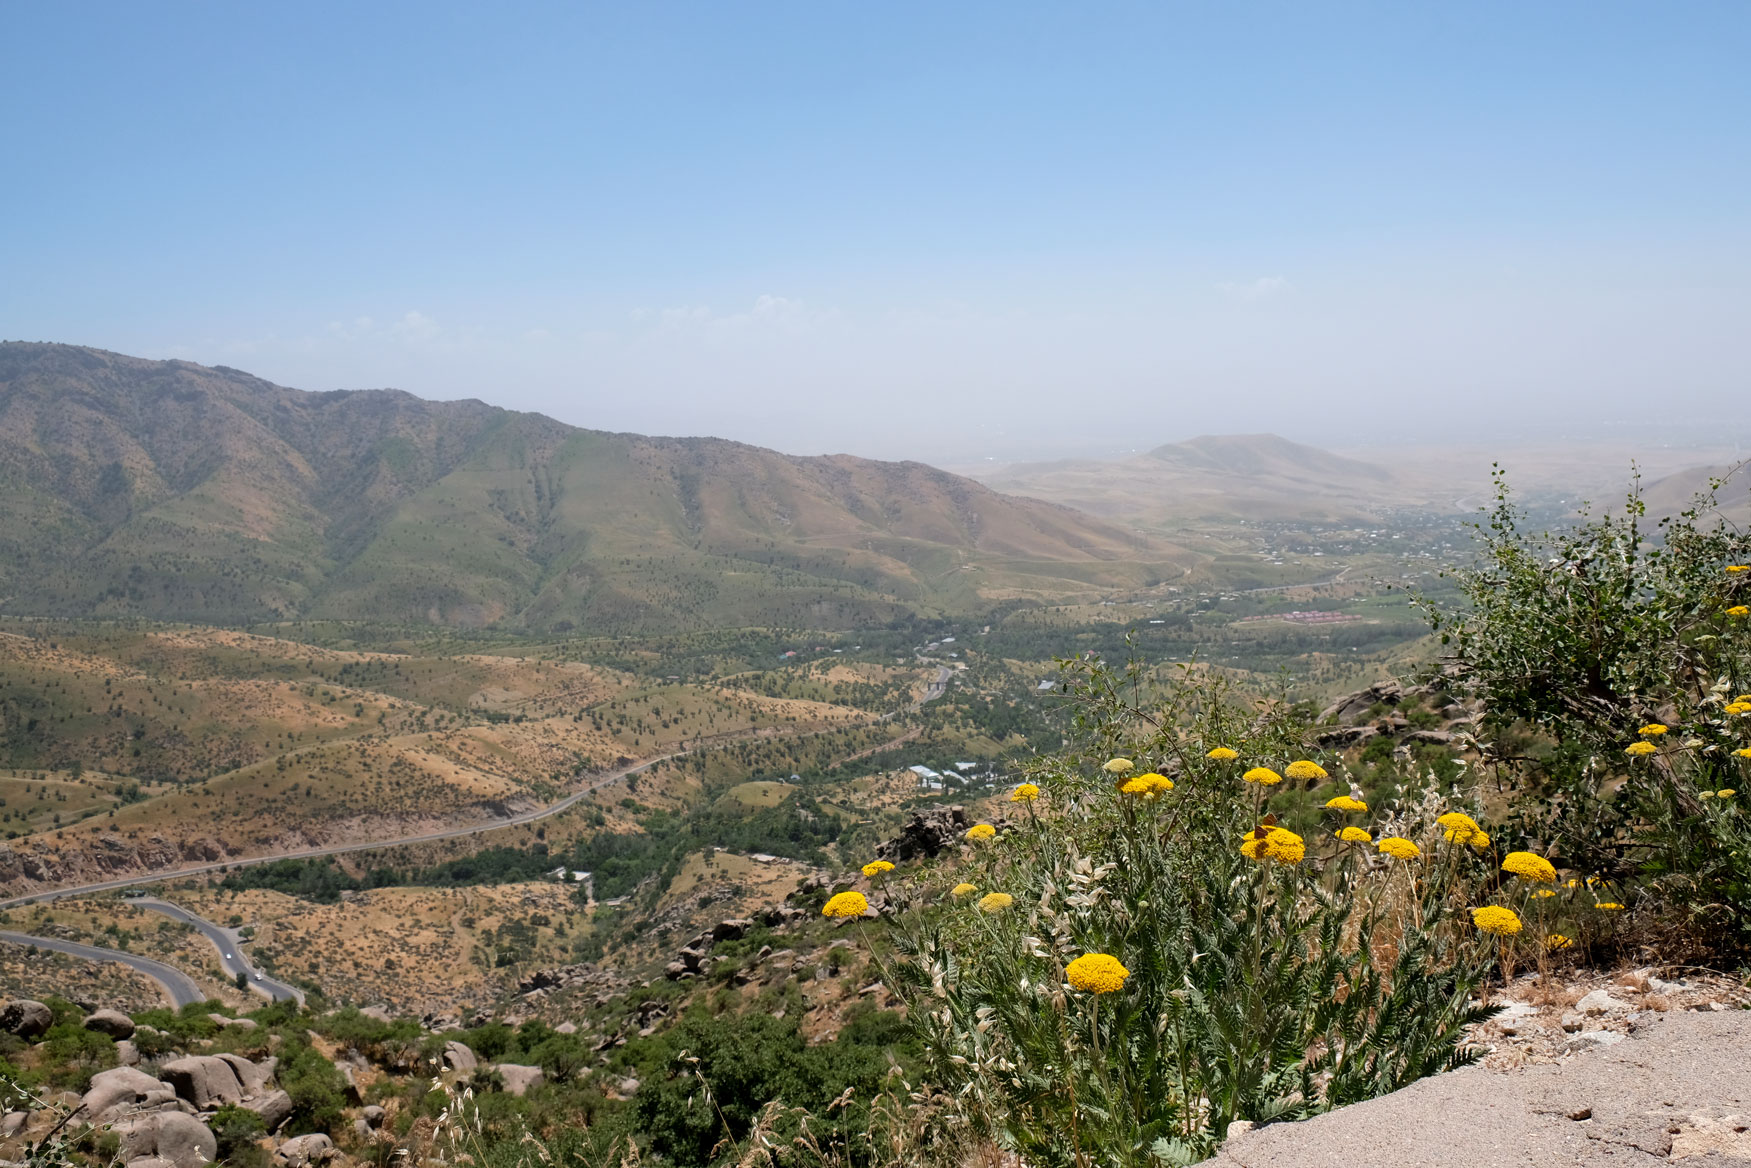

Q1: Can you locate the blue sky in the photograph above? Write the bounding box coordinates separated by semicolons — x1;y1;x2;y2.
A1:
3;2;1748;461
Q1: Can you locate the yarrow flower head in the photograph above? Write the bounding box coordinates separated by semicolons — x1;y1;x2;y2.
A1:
1239;826;1305;864
965;823;996;842
1719;789;1737;798
1625;741;1658;756
1102;757;1135;775
1242;767;1283;786
1738;748;1751;759
1285;760;1328;781
1533;888;1556;899
1206;747;1239;761
861;860;895;878
1639;723;1669;737
950;882;978;898
1595;901;1626;911
1728;606;1750;618
1724;701;1751;715
822;891;869;919
1437;811;1480;833
1335;826;1373;843
978;892;1014;914
1501;851;1557;883
1546;933;1574;951
1376;836;1421;860
1065;952;1130;994
1009;783;1041;803
1727;564;1750;573
1120;773;1174;798
1325;795;1367;812
1471;905;1522;936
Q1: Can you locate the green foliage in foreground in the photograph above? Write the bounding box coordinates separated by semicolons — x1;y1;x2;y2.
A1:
879;664;1498;1167
1422;469;1751;951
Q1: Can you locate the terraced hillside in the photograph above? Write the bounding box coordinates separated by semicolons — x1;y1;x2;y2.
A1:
0;343;1188;633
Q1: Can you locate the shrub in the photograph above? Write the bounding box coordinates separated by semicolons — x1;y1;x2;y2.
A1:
878;663;1498;1165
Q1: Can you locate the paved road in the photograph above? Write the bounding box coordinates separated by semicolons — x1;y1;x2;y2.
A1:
130;898;303;1004
0;750;680;911
0;930;205;1007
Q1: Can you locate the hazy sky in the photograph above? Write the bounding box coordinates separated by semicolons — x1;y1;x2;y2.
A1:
4;2;1748;463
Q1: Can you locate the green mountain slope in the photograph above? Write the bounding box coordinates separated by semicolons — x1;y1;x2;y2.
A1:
0;343;1184;631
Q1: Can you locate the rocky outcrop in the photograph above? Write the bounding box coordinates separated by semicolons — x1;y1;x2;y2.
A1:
273;1133;337;1166
1320;681;1403;724
116;1111;217;1168
442;1041;477;1073
243;1090;293;1132
877;805;974;862
84;1008;137;1038
1;1000;52;1039
494;1064;545;1096
81;1067;179;1124
159;1054;274;1110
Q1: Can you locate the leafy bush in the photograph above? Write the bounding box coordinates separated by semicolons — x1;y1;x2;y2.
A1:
1422;470;1751;950
878;663;1499;1165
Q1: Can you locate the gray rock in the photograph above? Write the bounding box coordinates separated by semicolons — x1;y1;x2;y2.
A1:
126;1158;176;1168
84;1008;136;1039
83;1067;179;1124
1565;1030;1627;1053
243;1090;292;1132
216;1053;271;1097
1;999;52;1039
116;1040;142;1066
553;1022;577;1035
1560;1013;1585;1032
274;1133;336;1167
494;1063;545;1096
359;1006;394;1023
118;1111;217;1168
1577;989;1628;1015
442;1040;478;1073
1226;1120;1256;1142
361;1104;385;1128
1;1112;28;1138
160;1055;249;1108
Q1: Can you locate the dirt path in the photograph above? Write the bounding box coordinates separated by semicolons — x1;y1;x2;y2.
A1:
1198;1009;1751;1167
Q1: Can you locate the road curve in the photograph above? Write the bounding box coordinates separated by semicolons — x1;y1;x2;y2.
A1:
0;668;959;912
130;898;303;1004
0;930;205;1008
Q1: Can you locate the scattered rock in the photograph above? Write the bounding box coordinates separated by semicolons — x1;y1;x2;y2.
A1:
117;1111;217;1168
1565;1030;1627;1053
82;1067;179;1124
361;1105;385;1128
494;1064;545;1096
876;805;974;862
243;1090;293;1132
1577;989;1629;1015
1568;1107;1593;1121
274;1132;336;1167
442;1041;478;1073
84;1008;136;1039
1;999;52;1039
1226;1120;1256;1142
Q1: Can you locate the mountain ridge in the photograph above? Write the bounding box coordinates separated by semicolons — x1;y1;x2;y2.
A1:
0;343;1183;632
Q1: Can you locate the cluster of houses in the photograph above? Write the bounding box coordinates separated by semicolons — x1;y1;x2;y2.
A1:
908;761;997;792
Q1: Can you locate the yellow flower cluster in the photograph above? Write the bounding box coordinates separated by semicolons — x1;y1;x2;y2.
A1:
1595;901;1625;911
1243;767;1284;785
1102;757;1135;774
951;882;978;897
861;860;895;878
1471;905;1522;936
1206;747;1239;761
1639;723;1668;737
979;892;1014;914
1437;811;1479;832
965;824;996;841
1120;773;1174;797
1376;837;1421;860
1728;606;1750;617
1728;564;1750;573
1501;851;1557;883
823;891;869;919
1532;888;1556;899
1625;741;1657;756
1720;789;1737;798
1065;952;1130;994
1285;760;1328;781
1335;826;1373;843
1010;783;1041;803
1738;748;1751;759
1725;701;1751;715
1239;826;1305;863
1545;933;1574;951
1437;812;1489;849
1325;795;1367;812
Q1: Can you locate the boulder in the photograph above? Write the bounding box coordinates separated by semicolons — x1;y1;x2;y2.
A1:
117;1111;217;1168
1577;989;1629;1015
82;1066;179;1124
1;1112;28;1138
216;1053;272;1097
126;1159;176;1168
243;1090;293;1132
876;806;973;862
116;1040;142;1066
442;1040;478;1073
361;1105;385;1128
160;1055;248;1108
84;1009;136;1039
1565;1030;1627;1053
358;1006;394;1023
494;1064;545;1096
274;1133;336;1167
1;999;53;1039
711;919;753;944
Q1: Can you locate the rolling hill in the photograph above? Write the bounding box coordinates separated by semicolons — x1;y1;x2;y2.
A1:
975;433;1430;527
0;343;1184;631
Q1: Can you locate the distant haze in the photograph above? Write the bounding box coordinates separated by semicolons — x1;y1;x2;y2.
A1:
3;4;1749;463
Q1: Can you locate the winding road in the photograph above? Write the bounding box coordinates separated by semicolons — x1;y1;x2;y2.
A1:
0;664;959;998
0;929;204;1007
